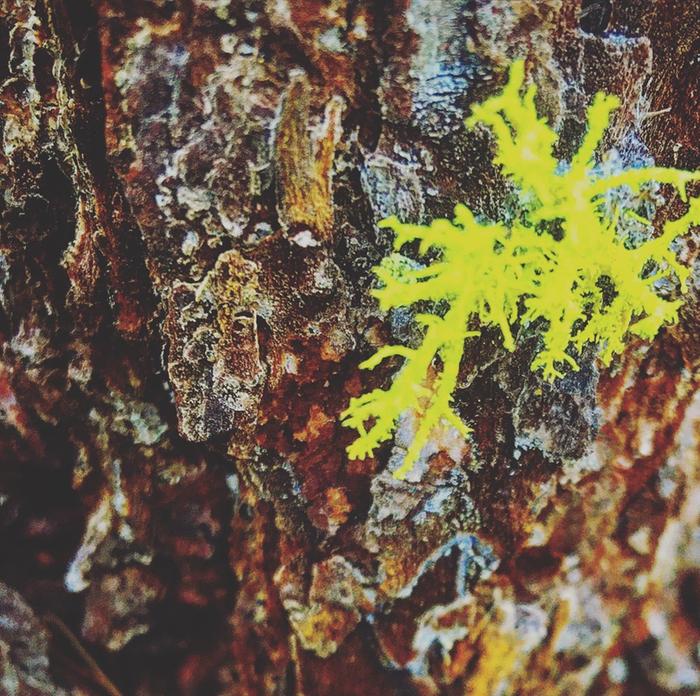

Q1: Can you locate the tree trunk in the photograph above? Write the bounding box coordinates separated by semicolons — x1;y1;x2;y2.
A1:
1;1;699;694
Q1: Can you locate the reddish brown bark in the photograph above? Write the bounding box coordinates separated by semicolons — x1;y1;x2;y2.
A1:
0;1;699;694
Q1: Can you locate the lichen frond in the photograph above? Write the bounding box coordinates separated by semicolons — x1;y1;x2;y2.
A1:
343;59;700;480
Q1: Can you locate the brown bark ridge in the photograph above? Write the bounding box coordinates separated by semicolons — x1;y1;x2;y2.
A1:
1;0;699;694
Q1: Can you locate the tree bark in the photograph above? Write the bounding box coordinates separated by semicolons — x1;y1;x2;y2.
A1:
1;1;699;694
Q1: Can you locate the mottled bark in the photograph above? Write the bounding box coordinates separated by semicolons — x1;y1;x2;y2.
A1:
1;1;699;694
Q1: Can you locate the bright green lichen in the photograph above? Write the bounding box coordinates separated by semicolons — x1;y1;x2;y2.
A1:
342;59;700;480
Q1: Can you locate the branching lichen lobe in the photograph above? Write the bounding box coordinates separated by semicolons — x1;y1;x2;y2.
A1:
343;59;700;480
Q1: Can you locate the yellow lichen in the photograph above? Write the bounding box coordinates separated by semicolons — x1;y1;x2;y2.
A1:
343;59;700;480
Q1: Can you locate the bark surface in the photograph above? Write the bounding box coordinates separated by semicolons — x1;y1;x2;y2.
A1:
1;1;700;694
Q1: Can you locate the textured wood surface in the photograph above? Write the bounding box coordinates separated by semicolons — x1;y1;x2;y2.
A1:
0;1;699;694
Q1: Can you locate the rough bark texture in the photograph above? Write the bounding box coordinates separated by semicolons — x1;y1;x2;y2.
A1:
1;1;700;694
